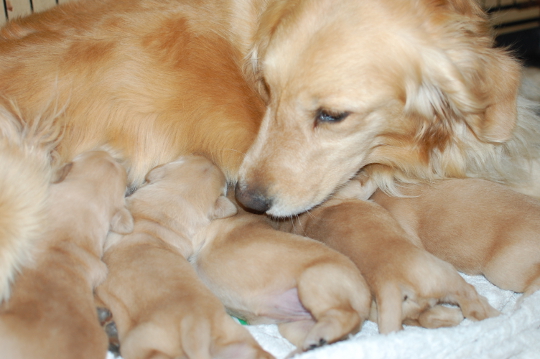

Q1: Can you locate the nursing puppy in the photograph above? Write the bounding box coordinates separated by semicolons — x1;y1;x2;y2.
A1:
280;184;499;333
192;205;371;352
97;155;370;355
0;151;133;359
96;155;272;359
372;178;540;296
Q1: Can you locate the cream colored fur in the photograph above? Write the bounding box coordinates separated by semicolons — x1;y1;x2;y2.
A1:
280;187;499;334
0;105;61;302
0;151;133;359
192;206;371;352
372;178;540;297
96;156;272;359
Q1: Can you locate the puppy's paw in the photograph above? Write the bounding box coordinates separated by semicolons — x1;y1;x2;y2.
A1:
301;308;361;351
403;305;464;329
455;286;499;321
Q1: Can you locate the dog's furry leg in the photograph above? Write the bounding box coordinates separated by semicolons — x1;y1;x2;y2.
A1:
0;105;60;302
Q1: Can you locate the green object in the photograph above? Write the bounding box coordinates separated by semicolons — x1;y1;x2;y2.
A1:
232;316;248;325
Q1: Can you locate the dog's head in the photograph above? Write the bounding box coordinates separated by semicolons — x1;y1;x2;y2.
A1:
236;0;521;216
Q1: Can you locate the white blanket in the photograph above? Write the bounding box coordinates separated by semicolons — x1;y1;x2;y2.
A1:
248;275;540;359
247;274;540;359
107;274;540;359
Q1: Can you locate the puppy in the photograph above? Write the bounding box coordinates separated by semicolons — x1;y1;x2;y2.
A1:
96;155;273;359
372;178;540;296
0;151;133;359
280;186;499;334
192;205;371;352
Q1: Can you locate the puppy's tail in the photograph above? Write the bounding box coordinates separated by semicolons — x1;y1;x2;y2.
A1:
0;103;62;302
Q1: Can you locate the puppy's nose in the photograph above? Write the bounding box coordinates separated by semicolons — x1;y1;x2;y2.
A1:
235;182;273;213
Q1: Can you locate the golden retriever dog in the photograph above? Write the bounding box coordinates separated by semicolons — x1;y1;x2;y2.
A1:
0;151;133;359
372;178;540;296
1;0;539;352
96;155;273;359
97;155;370;357
279;183;499;333
235;0;540;216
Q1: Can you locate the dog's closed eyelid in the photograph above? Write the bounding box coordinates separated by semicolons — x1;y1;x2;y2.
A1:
315;108;351;125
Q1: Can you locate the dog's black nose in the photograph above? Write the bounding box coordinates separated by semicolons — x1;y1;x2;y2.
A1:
235;182;273;213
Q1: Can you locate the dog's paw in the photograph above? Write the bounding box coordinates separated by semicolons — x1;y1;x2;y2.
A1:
278;308;361;352
403;305;464;329
301;308;361;351
454;285;499;321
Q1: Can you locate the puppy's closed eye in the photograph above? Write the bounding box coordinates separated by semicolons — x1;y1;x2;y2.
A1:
315;109;350;125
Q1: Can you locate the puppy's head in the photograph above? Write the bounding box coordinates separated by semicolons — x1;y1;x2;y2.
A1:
65;151;133;234
143;155;237;223
238;0;521;216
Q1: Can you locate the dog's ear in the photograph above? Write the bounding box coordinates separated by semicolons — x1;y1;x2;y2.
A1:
245;0;290;98
210;195;238;220
51;162;73;184
405;2;521;143
110;207;134;234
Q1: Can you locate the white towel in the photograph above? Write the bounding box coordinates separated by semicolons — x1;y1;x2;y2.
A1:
107;274;540;359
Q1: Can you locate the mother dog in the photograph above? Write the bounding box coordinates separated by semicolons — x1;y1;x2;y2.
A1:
235;0;540;215
0;0;538;327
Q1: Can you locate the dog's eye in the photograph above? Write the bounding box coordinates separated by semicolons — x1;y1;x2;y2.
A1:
316;109;350;124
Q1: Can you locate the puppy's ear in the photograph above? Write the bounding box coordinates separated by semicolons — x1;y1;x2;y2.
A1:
144;164;167;184
406;3;521;143
210;196;238;220
51;162;73;184
110;207;134;234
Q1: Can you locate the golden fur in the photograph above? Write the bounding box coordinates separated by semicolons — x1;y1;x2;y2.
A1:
235;0;540;216
0;151;133;359
280;185;499;333
96;156;272;359
372;178;540;296
0;0;265;301
2;0;540;297
0;0;539;346
98;155;370;356
0;105;60;302
193;201;370;352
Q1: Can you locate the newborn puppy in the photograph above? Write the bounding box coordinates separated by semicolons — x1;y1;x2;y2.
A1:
191;204;371;352
96;155;272;359
372;178;540;296
0;151;133;359
280;185;499;334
